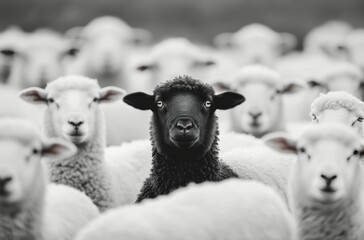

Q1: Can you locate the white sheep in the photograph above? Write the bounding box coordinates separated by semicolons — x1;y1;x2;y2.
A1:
20;75;152;210
0;26;25;85
8;28;72;89
266;123;364;240
214;23;297;66
0;118;99;240
324;29;364;71
130;37;222;92
303;20;353;54
215;64;304;138
74;179;297;240
310;91;364;137
66;16;152;90
308;61;364;99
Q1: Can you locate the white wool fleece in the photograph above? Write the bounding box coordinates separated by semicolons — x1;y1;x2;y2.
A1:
75;179;297;240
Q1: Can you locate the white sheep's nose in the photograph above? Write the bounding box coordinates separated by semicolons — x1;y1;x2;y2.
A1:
67;114;85;128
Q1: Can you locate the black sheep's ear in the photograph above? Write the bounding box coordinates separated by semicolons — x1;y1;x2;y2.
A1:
123;92;155;110
213;91;245;110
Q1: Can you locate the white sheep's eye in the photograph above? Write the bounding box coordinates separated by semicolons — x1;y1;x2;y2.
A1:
358;117;363;122
93;97;99;102
353;150;359;155
299;147;306;153
47;98;54;103
204;101;212;108
156;101;164;108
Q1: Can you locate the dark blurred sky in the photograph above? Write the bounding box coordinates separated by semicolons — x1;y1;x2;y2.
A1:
0;0;363;45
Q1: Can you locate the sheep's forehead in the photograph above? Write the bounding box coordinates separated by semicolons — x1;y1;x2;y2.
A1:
311;92;364;115
299;125;361;150
154;78;214;100
46;77;100;97
320;64;363;82
234;25;280;43
152;41;202;60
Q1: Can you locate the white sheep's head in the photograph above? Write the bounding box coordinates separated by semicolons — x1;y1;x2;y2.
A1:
11;29;75;88
20;75;126;145
0;119;75;207
310;91;364;137
135;38;216;86
215;65;304;138
214;23;297;65
74;16;152;78
307;62;364;99
324;29;364;71
265;124;364;206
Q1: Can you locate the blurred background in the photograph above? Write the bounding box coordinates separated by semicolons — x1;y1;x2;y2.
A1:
0;0;363;48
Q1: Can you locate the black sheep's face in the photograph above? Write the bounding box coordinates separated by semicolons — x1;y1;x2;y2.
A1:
156;92;213;149
124;88;245;151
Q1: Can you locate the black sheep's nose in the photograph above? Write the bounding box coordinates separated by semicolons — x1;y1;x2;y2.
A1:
321;174;337;186
68;120;84;128
249;111;262;120
0;176;12;196
176;119;194;132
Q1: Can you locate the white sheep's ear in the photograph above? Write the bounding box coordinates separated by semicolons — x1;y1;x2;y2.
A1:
42;139;76;159
212;81;232;92
280;33;297;54
280;82;305;94
264;132;298;154
99;87;126;103
19;87;47;104
214;33;235;49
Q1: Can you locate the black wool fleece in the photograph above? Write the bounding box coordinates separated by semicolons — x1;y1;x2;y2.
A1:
136;77;238;203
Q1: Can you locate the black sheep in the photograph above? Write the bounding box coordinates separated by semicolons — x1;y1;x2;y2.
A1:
123;76;245;203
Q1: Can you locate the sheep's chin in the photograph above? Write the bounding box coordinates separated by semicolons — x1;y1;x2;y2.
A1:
170;137;199;149
63;134;88;145
310;188;344;204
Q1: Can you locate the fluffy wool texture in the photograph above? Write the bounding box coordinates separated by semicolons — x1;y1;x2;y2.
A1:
136;77;238;203
311;91;364;115
221;144;294;204
289;124;364;240
75;179;297;240
43;76;152;210
0;119;99;240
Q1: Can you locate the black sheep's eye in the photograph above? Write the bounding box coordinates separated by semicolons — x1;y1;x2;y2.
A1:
156;100;164;108
204;100;212;108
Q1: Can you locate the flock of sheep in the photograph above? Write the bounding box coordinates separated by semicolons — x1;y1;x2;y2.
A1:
0;15;364;240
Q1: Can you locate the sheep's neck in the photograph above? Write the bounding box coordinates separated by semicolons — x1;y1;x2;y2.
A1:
296;199;364;240
47;142;113;211
151;136;224;194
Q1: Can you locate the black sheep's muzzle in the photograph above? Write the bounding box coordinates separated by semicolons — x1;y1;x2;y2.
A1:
169;117;200;149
